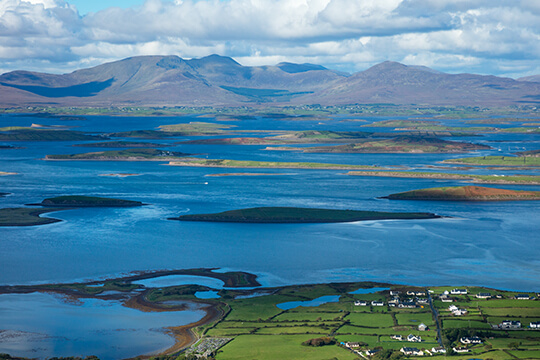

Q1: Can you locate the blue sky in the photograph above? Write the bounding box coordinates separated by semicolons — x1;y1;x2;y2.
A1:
68;0;144;14
1;0;539;78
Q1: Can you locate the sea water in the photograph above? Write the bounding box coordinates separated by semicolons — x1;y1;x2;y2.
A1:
0;114;539;357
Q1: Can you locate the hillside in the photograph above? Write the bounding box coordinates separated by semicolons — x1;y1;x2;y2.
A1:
0;56;539;107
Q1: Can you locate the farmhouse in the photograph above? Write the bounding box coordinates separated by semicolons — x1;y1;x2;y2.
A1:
476;292;492;299
354;300;368;306
401;347;423;356
365;349;381;356
500;320;521;329
529;321;540;329
407;334;422;342
453;347;470;353
418;323;428;331
460;336;482;344
515;294;533;300
391;335;403;341
451;289;467;295
431;346;446;354
371;300;384;306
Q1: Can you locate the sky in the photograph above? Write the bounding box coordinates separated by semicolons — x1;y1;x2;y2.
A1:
1;0;539;78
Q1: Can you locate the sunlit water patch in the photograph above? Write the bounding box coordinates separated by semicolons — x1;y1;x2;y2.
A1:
0;292;204;360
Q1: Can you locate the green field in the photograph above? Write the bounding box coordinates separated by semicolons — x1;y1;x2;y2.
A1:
215;334;357;360
0;207;64;226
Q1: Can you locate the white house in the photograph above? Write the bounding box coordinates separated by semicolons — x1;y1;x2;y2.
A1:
418;323;428;331
460;336;482;344
371;300;384;306
355;300;368;306
401;347;423;356
391;335;403;341
476;292;492;299
515;294;532;300
407;334;422;342
453;347;470;353
431;347;446;354
500;320;521;329
451;289;467;295
529;321;540;329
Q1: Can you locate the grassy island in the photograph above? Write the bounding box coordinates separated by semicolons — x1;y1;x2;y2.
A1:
168;159;378;170
0;208;65;226
170;207;441;223
443;155;540;167
347;171;540;185
73;141;166;148
34;195;144;207
45;148;190;161
267;136;491;154
384;186;540;201
0;128;105;141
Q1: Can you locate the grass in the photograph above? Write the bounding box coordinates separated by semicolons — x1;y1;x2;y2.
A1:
441;319;492;329
444;155;540;166
273;312;344;322
345;313;395;328
394;312;435;326
158;122;234;134
169;158;379;170
347;171;540;185
215;334;358;360
0;128;102;141
38;195;143;207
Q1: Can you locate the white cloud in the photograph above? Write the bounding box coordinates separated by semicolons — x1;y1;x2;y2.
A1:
0;0;538;78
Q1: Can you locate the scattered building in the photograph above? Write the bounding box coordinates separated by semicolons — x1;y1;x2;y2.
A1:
365;349;381;356
453;347;470;353
371;300;384;306
460;336;482;344
418;323;428;331
441;295;454;302
417;298;429;304
344;342;360;348
391;335;403;341
515;294;533;300
401;347;423;356
476;292;492;299
399;301;417;308
530;322;540;329
451;289;468;295
431;346;447;354
354;300;368;306
500;320;522;329
390;290;401;296
407;334;422;342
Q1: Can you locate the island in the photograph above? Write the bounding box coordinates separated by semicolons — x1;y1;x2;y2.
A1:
347;171;540;185
0;208;65;226
168;159;379;170
33;195;144;207
0;171;17;176
0;127;106;141
73;141;167;148
265;136;491;153
98;173;141;177
44;148;190;161
383;185;540;201
169;207;441;223
443;155;540;167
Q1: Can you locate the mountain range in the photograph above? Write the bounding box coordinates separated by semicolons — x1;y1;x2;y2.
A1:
1;54;539;107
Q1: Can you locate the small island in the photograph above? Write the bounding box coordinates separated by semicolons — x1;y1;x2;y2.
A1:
383;186;540;201
34;195;144;207
443;155;540;167
73;141;166;148
45;148;190;161
0;127;105;141
170;207;441;223
168;158;378;170
266;136;491;153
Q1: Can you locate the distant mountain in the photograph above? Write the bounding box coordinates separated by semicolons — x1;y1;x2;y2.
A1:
0;56;539;107
296;61;540;106
518;75;540;83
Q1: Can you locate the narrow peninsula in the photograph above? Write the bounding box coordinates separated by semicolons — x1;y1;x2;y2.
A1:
170;207;441;223
384;186;540;201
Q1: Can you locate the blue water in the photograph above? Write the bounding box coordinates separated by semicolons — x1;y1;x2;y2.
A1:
0;113;539;358
277;295;342;310
0;292;204;360
194;291;220;299
349;287;390;294
133;275;226;288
